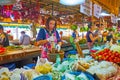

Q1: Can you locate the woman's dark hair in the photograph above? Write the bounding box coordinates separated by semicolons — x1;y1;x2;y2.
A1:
88;22;92;29
0;25;3;30
21;31;25;34
45;17;57;30
96;24;103;28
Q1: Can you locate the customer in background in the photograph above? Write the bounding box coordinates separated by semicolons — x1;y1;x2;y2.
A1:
86;22;99;50
70;25;81;48
94;24;103;36
0;25;9;47
102;31;108;43
94;24;103;42
107;29;113;42
19;31;31;45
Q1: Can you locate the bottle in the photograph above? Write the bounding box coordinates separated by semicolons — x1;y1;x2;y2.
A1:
105;41;109;48
56;54;61;65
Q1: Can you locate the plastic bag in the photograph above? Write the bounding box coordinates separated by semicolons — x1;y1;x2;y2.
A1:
35;56;52;74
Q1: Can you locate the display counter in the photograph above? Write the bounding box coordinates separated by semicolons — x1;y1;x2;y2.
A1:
0;47;40;65
0;43;88;65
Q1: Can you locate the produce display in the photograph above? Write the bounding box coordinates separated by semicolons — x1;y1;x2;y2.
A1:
87;61;118;80
91;48;120;63
110;45;120;53
6;45;35;51
21;45;34;50
0;54;119;80
6;45;23;51
0;43;120;80
79;39;86;44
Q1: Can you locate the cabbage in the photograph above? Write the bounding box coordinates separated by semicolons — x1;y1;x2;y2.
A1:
110;45;120;53
77;72;89;80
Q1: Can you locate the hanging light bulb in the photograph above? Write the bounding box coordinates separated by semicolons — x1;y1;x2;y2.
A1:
60;0;85;6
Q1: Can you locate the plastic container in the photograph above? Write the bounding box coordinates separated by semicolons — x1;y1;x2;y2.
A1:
65;50;77;58
2;63;16;71
23;63;36;69
33;75;52;80
62;58;76;62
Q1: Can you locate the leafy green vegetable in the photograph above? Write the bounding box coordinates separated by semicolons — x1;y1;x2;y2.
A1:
71;25;78;30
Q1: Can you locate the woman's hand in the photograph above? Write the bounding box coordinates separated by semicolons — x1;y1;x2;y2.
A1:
47;36;55;42
36;40;48;46
55;44;61;52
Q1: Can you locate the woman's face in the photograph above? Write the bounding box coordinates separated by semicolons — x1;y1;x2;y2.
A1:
0;29;3;34
91;25;97;31
49;20;55;30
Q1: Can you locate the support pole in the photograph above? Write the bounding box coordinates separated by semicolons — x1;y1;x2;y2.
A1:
51;3;54;16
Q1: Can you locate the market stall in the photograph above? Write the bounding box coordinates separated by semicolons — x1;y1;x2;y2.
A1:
0;46;40;65
0;0;120;80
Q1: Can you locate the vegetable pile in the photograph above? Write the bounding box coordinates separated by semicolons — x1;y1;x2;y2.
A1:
0;47;6;55
91;48;120;63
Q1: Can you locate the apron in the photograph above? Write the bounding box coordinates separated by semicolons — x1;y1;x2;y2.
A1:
87;42;94;50
41;29;57;58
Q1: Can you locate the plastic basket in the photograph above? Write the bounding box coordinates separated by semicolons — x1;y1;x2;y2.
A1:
67;50;77;55
33;75;52;80
65;50;77;58
48;51;64;63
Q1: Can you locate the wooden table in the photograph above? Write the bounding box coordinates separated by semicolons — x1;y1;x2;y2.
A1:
0;47;41;65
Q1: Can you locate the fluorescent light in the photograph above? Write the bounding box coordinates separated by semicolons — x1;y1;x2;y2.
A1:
99;12;110;16
116;18;120;20
60;0;85;6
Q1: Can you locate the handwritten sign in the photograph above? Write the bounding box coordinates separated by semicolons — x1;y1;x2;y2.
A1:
80;0;92;16
94;4;102;18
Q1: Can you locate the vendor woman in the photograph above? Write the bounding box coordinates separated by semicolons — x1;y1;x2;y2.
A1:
86;22;99;50
36;17;62;58
0;25;9;47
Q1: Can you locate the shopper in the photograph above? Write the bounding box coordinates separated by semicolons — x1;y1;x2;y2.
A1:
0;25;9;47
72;30;80;41
69;25;81;49
94;24;103;42
94;24;103;36
19;31;31;45
107;29;113;42
86;22;99;50
36;17;62;58
102;31;108;43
